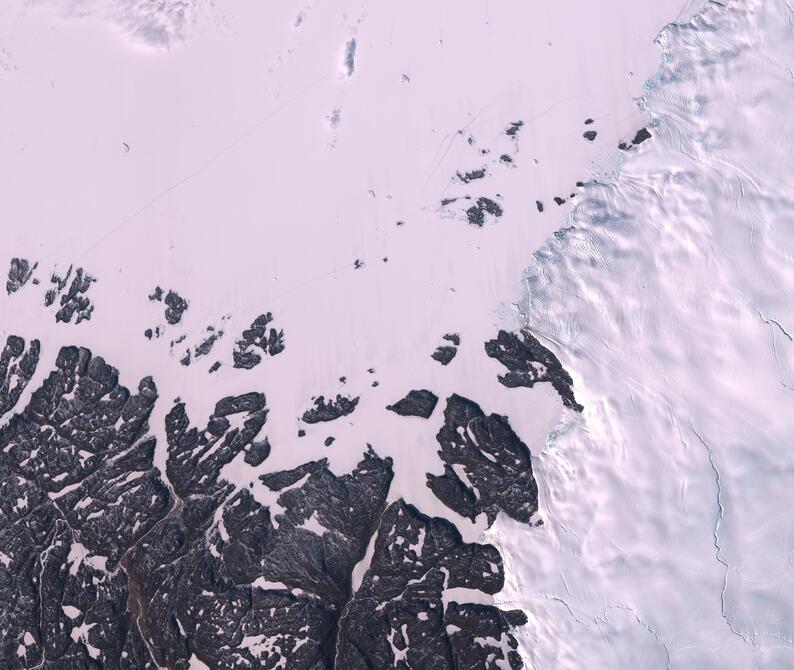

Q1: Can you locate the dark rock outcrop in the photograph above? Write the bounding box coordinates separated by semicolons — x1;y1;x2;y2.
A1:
129;417;392;668
164;290;189;325
440;196;503;227
6;258;36;295
336;500;525;669
387;389;438;418
426;394;538;525
244;436;271;465
443;333;460;347
45;266;96;324
0;335;40;416
632;127;652;145
301;394;359;424
193;329;223;359
233;312;285;370
0;341;531;668
619;126;652;150
456;168;487;183
148;286;189;324
484;329;583;412
505;120;523;136
465;196;503;227
0;344;168;667
165;391;269;496
432;346;457;365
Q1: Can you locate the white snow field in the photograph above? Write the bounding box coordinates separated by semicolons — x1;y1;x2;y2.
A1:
493;1;794;667
1;0;693;521
4;0;790;667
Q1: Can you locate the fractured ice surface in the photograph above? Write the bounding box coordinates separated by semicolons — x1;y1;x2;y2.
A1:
495;1;794;666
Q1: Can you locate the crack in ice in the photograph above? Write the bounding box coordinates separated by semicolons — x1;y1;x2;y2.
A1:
504;593;672;667
759;312;794;392
689;422;754;646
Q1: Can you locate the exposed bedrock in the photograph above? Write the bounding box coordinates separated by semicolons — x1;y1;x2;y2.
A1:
485;329;583;412
0;340;530;668
0;343;168;667
233;312;285;370
0;335;40;416
336;499;526;669
302;394;359;424
44;266;97;324
386;389;439;418
149;286;189;325
427;394;539;525
6;257;36;295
